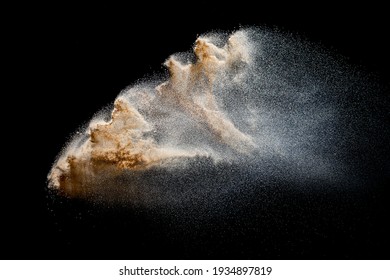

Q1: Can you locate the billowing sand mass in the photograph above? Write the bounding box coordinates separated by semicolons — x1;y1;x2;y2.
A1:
48;31;256;195
48;28;386;202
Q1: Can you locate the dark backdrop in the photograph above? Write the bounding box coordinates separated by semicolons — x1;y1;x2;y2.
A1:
4;3;389;259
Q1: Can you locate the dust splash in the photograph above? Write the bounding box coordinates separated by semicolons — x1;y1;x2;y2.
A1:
48;28;387;202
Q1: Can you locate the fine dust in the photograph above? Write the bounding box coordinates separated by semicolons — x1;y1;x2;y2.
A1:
48;28;387;205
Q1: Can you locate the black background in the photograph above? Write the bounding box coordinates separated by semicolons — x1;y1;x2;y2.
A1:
4;3;389;259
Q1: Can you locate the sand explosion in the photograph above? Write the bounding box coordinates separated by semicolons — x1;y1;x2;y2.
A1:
48;28;385;202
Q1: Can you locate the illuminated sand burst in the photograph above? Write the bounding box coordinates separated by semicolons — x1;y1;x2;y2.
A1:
48;28;385;203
